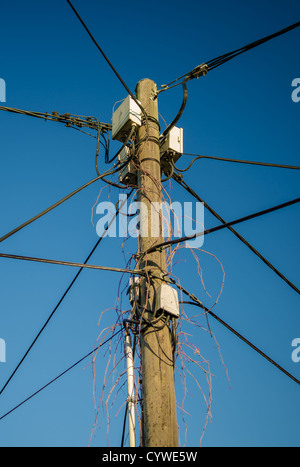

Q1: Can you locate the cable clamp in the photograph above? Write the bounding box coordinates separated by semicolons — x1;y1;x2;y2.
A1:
189;63;209;80
172;172;183;181
127;396;136;404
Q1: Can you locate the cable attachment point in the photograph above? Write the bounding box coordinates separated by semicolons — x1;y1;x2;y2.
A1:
188;63;209;80
173;172;183;181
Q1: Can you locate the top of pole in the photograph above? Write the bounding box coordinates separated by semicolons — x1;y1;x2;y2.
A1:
135;78;158;97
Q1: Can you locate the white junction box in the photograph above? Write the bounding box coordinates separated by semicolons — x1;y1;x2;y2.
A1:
118;146;137;185
112;95;142;142
156;283;179;318
160;126;183;162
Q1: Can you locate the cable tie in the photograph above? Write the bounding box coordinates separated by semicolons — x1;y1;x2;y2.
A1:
127;397;137;404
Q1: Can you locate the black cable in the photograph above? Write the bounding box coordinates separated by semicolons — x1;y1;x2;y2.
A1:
172;276;300;386
161;21;300;89
67;0;146;130
0;328;123;422
0;252;145;276
66;0;134;99
65;0;149;142
146;196;300;254
106;126;136;165
0;190;134;396
103;132;111;164
99;127;139;189
0;160;131;246
175;154;300;171
179;300;300;387
160;77;189;146
173;174;300;296
159;64;208;146
0;175;103;244
207;21;300;71
0;105;111;134
121;404;128;447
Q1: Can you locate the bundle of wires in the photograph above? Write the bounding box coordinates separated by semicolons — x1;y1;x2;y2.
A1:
160;21;300;89
206;21;300;71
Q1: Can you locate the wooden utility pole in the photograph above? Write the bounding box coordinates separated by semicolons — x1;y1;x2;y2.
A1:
136;79;178;447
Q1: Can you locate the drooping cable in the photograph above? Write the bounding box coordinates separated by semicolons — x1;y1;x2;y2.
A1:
160;77;189;146
96;125;138;189
159;65;209;146
98;125;136;173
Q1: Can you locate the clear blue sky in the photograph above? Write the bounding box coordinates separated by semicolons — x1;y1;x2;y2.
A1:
0;0;299;447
